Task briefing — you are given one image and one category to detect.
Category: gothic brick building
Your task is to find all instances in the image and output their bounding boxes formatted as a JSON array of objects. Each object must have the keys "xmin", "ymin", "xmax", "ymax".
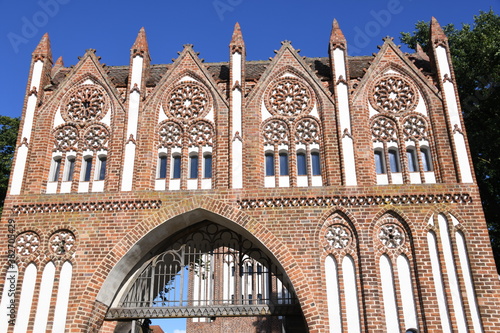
[{"xmin": 1, "ymin": 18, "xmax": 500, "ymax": 332}]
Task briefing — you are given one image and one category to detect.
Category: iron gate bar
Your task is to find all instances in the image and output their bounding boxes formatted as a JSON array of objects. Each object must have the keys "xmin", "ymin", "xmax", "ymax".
[{"xmin": 106, "ymin": 303, "xmax": 302, "ymax": 319}]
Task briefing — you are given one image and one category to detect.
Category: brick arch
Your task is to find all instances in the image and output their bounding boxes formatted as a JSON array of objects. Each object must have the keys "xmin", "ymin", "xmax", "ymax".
[{"xmin": 81, "ymin": 196, "xmax": 316, "ymax": 332}]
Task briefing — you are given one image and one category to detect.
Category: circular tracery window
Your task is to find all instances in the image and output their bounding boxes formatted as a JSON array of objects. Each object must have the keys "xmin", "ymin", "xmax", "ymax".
[
  {"xmin": 265, "ymin": 77, "xmax": 313, "ymax": 117},
  {"xmin": 370, "ymin": 74, "xmax": 418, "ymax": 114},
  {"xmin": 378, "ymin": 223, "xmax": 405, "ymax": 249},
  {"xmin": 64, "ymin": 85, "xmax": 109, "ymax": 124},
  {"xmin": 165, "ymin": 81, "xmax": 211, "ymax": 120}
]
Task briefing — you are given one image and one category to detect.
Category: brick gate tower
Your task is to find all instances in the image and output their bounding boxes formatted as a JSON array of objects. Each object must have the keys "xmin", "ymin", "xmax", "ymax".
[{"xmin": 1, "ymin": 19, "xmax": 500, "ymax": 333}]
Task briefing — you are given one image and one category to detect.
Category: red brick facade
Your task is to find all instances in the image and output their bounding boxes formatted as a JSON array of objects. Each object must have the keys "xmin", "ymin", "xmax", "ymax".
[{"xmin": 1, "ymin": 19, "xmax": 499, "ymax": 333}]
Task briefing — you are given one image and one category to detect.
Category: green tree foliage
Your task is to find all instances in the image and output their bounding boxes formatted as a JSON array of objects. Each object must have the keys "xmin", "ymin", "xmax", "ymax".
[
  {"xmin": 401, "ymin": 10, "xmax": 500, "ymax": 269},
  {"xmin": 0, "ymin": 116, "xmax": 19, "ymax": 214}
]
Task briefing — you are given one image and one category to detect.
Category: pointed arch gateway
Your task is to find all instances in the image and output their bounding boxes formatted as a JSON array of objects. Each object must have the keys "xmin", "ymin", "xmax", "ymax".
[{"xmin": 96, "ymin": 198, "xmax": 309, "ymax": 331}]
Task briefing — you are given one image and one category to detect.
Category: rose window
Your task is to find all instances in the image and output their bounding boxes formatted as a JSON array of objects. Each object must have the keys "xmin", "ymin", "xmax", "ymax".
[
  {"xmin": 371, "ymin": 116, "xmax": 398, "ymax": 142},
  {"xmin": 325, "ymin": 225, "xmax": 351, "ymax": 249},
  {"xmin": 15, "ymin": 231, "xmax": 40, "ymax": 256},
  {"xmin": 263, "ymin": 119, "xmax": 289, "ymax": 144},
  {"xmin": 403, "ymin": 115, "xmax": 428, "ymax": 140},
  {"xmin": 54, "ymin": 125, "xmax": 79, "ymax": 151},
  {"xmin": 159, "ymin": 121, "xmax": 183, "ymax": 148},
  {"xmin": 370, "ymin": 75, "xmax": 418, "ymax": 113},
  {"xmin": 266, "ymin": 78, "xmax": 313, "ymax": 116},
  {"xmin": 166, "ymin": 82, "xmax": 210, "ymax": 120},
  {"xmin": 295, "ymin": 118, "xmax": 320, "ymax": 144},
  {"xmin": 378, "ymin": 224, "xmax": 405, "ymax": 249},
  {"xmin": 83, "ymin": 124, "xmax": 109, "ymax": 151},
  {"xmin": 188, "ymin": 121, "xmax": 214, "ymax": 146},
  {"xmin": 65, "ymin": 85, "xmax": 108, "ymax": 123},
  {"xmin": 49, "ymin": 230, "xmax": 76, "ymax": 255}
]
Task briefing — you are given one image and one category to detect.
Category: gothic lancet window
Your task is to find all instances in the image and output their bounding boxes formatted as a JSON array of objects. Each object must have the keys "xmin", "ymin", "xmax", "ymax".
[
  {"xmin": 262, "ymin": 76, "xmax": 323, "ymax": 187},
  {"xmin": 370, "ymin": 73, "xmax": 436, "ymax": 185},
  {"xmin": 156, "ymin": 80, "xmax": 215, "ymax": 191},
  {"xmin": 48, "ymin": 82, "xmax": 111, "ymax": 194}
]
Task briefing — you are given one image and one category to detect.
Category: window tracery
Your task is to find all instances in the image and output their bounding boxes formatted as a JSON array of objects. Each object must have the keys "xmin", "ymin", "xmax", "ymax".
[
  {"xmin": 165, "ymin": 81, "xmax": 211, "ymax": 120},
  {"xmin": 15, "ymin": 231, "xmax": 40, "ymax": 256},
  {"xmin": 370, "ymin": 73, "xmax": 436, "ymax": 185},
  {"xmin": 48, "ymin": 83, "xmax": 111, "ymax": 194},
  {"xmin": 262, "ymin": 76, "xmax": 322, "ymax": 188}
]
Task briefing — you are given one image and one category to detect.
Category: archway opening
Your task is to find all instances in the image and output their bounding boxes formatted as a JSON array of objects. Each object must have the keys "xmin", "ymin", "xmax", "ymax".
[{"xmin": 106, "ymin": 221, "xmax": 308, "ymax": 332}]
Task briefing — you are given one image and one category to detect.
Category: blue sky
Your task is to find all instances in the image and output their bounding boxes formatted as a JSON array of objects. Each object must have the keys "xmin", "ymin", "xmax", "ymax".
[{"xmin": 0, "ymin": 0, "xmax": 498, "ymax": 331}]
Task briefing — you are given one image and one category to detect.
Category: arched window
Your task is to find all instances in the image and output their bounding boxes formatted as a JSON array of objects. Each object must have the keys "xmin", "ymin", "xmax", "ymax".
[
  {"xmin": 158, "ymin": 154, "xmax": 168, "ymax": 179},
  {"xmin": 420, "ymin": 147, "xmax": 432, "ymax": 171},
  {"xmin": 406, "ymin": 148, "xmax": 418, "ymax": 172},
  {"xmin": 311, "ymin": 151, "xmax": 321, "ymax": 176},
  {"xmin": 374, "ymin": 149, "xmax": 385, "ymax": 174},
  {"xmin": 203, "ymin": 153, "xmax": 212, "ymax": 178},
  {"xmin": 189, "ymin": 154, "xmax": 199, "ymax": 179},
  {"xmin": 388, "ymin": 149, "xmax": 400, "ymax": 173},
  {"xmin": 172, "ymin": 154, "xmax": 181, "ymax": 179},
  {"xmin": 97, "ymin": 155, "xmax": 107, "ymax": 181},
  {"xmin": 279, "ymin": 152, "xmax": 289, "ymax": 176},
  {"xmin": 82, "ymin": 156, "xmax": 93, "ymax": 182},
  {"xmin": 51, "ymin": 156, "xmax": 62, "ymax": 182},
  {"xmin": 297, "ymin": 151, "xmax": 307, "ymax": 176},
  {"xmin": 265, "ymin": 152, "xmax": 275, "ymax": 176},
  {"xmin": 64, "ymin": 156, "xmax": 76, "ymax": 181}
]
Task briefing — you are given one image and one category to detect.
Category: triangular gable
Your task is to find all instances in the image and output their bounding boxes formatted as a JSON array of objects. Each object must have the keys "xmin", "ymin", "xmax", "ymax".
[
  {"xmin": 351, "ymin": 38, "xmax": 439, "ymax": 103},
  {"xmin": 39, "ymin": 49, "xmax": 126, "ymax": 117},
  {"xmin": 246, "ymin": 41, "xmax": 335, "ymax": 108},
  {"xmin": 144, "ymin": 44, "xmax": 228, "ymax": 110}
]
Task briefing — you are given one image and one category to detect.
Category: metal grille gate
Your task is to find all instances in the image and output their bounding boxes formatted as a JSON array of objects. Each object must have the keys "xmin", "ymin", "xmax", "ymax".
[{"xmin": 106, "ymin": 222, "xmax": 300, "ymax": 319}]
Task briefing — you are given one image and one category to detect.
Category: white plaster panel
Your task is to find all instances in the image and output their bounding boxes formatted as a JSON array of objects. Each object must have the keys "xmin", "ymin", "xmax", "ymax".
[
  {"xmin": 14, "ymin": 264, "xmax": 37, "ymax": 333},
  {"xmin": 131, "ymin": 56, "xmax": 144, "ymax": 88},
  {"xmin": 424, "ymin": 172, "xmax": 436, "ymax": 184},
  {"xmin": 30, "ymin": 60, "xmax": 43, "ymax": 90},
  {"xmin": 343, "ymin": 255, "xmax": 361, "ymax": 333},
  {"xmin": 325, "ymin": 256, "xmax": 341, "ymax": 332},
  {"xmin": 206, "ymin": 108, "xmax": 215, "ymax": 122},
  {"xmin": 282, "ymin": 72, "xmax": 297, "ymax": 78},
  {"xmin": 101, "ymin": 108, "xmax": 111, "ymax": 126},
  {"xmin": 232, "ymin": 53, "xmax": 241, "ymax": 85},
  {"xmin": 456, "ymin": 231, "xmax": 484, "ymax": 333},
  {"xmin": 261, "ymin": 100, "xmax": 272, "ymax": 121},
  {"xmin": 377, "ymin": 174, "xmax": 389, "ymax": 185},
  {"xmin": 78, "ymin": 182, "xmax": 89, "ymax": 193},
  {"xmin": 21, "ymin": 95, "xmax": 37, "ymax": 141},
  {"xmin": 0, "ymin": 264, "xmax": 18, "ymax": 333},
  {"xmin": 333, "ymin": 49, "xmax": 346, "ymax": 79},
  {"xmin": 453, "ymin": 132, "xmax": 473, "ymax": 183},
  {"xmin": 342, "ymin": 137, "xmax": 357, "ymax": 186},
  {"xmin": 297, "ymin": 175, "xmax": 308, "ymax": 187},
  {"xmin": 33, "ymin": 262, "xmax": 56, "ymax": 333},
  {"xmin": 158, "ymin": 105, "xmax": 167, "ymax": 123},
  {"xmin": 438, "ymin": 214, "xmax": 467, "ymax": 333},
  {"xmin": 310, "ymin": 104, "xmax": 320, "ymax": 118},
  {"xmin": 121, "ymin": 142, "xmax": 136, "ymax": 191},
  {"xmin": 337, "ymin": 84, "xmax": 351, "ymax": 129},
  {"xmin": 169, "ymin": 179, "xmax": 180, "ymax": 191},
  {"xmin": 311, "ymin": 175, "xmax": 322, "ymax": 186},
  {"xmin": 414, "ymin": 91, "xmax": 428, "ymax": 116},
  {"xmin": 180, "ymin": 76, "xmax": 196, "ymax": 82},
  {"xmin": 264, "ymin": 177, "xmax": 275, "ymax": 188},
  {"xmin": 392, "ymin": 173, "xmax": 403, "ymax": 184},
  {"xmin": 279, "ymin": 176, "xmax": 289, "ymax": 187},
  {"xmin": 379, "ymin": 255, "xmax": 399, "ymax": 333},
  {"xmin": 369, "ymin": 103, "xmax": 378, "ymax": 118},
  {"xmin": 409, "ymin": 172, "xmax": 421, "ymax": 184},
  {"xmin": 436, "ymin": 46, "xmax": 451, "ymax": 79},
  {"xmin": 127, "ymin": 91, "xmax": 141, "ymax": 136},
  {"xmin": 155, "ymin": 179, "xmax": 166, "ymax": 191},
  {"xmin": 92, "ymin": 180, "xmax": 104, "ymax": 192},
  {"xmin": 384, "ymin": 69, "xmax": 399, "ymax": 75},
  {"xmin": 187, "ymin": 179, "xmax": 197, "ymax": 190},
  {"xmin": 83, "ymin": 79, "xmax": 94, "ymax": 85},
  {"xmin": 10, "ymin": 145, "xmax": 28, "ymax": 195},
  {"xmin": 427, "ymin": 230, "xmax": 452, "ymax": 332},
  {"xmin": 53, "ymin": 107, "xmax": 64, "ymax": 128},
  {"xmin": 201, "ymin": 178, "xmax": 211, "ymax": 189},
  {"xmin": 46, "ymin": 182, "xmax": 58, "ymax": 194},
  {"xmin": 232, "ymin": 140, "xmax": 243, "ymax": 189},
  {"xmin": 397, "ymin": 255, "xmax": 418, "ymax": 331},
  {"xmin": 51, "ymin": 261, "xmax": 73, "ymax": 333},
  {"xmin": 443, "ymin": 81, "xmax": 461, "ymax": 127},
  {"xmin": 232, "ymin": 90, "xmax": 242, "ymax": 134},
  {"xmin": 60, "ymin": 181, "xmax": 72, "ymax": 193}
]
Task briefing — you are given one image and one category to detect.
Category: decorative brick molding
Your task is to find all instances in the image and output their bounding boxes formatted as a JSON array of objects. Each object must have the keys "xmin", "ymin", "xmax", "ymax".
[
  {"xmin": 238, "ymin": 192, "xmax": 472, "ymax": 209},
  {"xmin": 11, "ymin": 199, "xmax": 162, "ymax": 214}
]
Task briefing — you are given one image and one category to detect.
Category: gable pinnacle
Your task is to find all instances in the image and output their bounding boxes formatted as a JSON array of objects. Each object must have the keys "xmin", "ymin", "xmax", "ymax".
[
  {"xmin": 330, "ymin": 19, "xmax": 346, "ymax": 50},
  {"xmin": 32, "ymin": 32, "xmax": 53, "ymax": 62},
  {"xmin": 430, "ymin": 17, "xmax": 448, "ymax": 46},
  {"xmin": 131, "ymin": 27, "xmax": 150, "ymax": 57},
  {"xmin": 230, "ymin": 22, "xmax": 245, "ymax": 53}
]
